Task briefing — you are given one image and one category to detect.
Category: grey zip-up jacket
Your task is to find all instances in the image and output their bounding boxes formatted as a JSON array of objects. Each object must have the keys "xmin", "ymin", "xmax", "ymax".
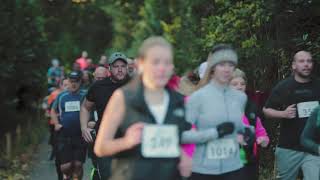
[{"xmin": 182, "ymin": 81, "xmax": 247, "ymax": 175}]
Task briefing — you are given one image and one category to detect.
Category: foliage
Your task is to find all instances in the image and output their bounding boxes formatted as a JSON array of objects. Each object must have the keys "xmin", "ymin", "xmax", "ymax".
[{"xmin": 2, "ymin": 1, "xmax": 320, "ymax": 179}]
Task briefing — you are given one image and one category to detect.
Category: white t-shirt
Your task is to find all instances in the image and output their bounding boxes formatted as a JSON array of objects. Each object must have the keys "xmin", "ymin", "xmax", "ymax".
[{"xmin": 147, "ymin": 91, "xmax": 169, "ymax": 124}]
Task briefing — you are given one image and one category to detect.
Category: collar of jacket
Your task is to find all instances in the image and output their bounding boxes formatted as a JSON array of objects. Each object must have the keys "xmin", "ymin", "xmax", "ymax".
[{"xmin": 127, "ymin": 75, "xmax": 183, "ymax": 124}]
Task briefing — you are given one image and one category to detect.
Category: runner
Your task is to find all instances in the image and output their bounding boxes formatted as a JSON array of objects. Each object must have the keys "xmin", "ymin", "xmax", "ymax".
[
  {"xmin": 263, "ymin": 50, "xmax": 320, "ymax": 180},
  {"xmin": 47, "ymin": 58, "xmax": 63, "ymax": 90},
  {"xmin": 48, "ymin": 78, "xmax": 70, "ymax": 156},
  {"xmin": 51, "ymin": 71, "xmax": 87, "ymax": 180},
  {"xmin": 80, "ymin": 52, "xmax": 130, "ymax": 180},
  {"xmin": 81, "ymin": 70, "xmax": 93, "ymax": 91},
  {"xmin": 127, "ymin": 58, "xmax": 137, "ymax": 77},
  {"xmin": 93, "ymin": 66, "xmax": 108, "ymax": 81},
  {"xmin": 300, "ymin": 106, "xmax": 320, "ymax": 155},
  {"xmin": 97, "ymin": 55, "xmax": 108, "ymax": 68},
  {"xmin": 230, "ymin": 68, "xmax": 269, "ymax": 180},
  {"xmin": 75, "ymin": 51, "xmax": 89, "ymax": 70},
  {"xmin": 94, "ymin": 36, "xmax": 191, "ymax": 180},
  {"xmin": 48, "ymin": 78, "xmax": 70, "ymax": 180},
  {"xmin": 182, "ymin": 44, "xmax": 249, "ymax": 179}
]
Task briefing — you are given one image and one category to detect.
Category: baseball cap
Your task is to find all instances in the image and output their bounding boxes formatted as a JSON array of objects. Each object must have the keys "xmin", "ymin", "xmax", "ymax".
[
  {"xmin": 68, "ymin": 71, "xmax": 82, "ymax": 81},
  {"xmin": 108, "ymin": 52, "xmax": 128, "ymax": 65}
]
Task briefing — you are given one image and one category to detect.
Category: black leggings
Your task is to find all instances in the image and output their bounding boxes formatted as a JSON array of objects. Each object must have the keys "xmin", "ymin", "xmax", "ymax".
[{"xmin": 189, "ymin": 168, "xmax": 247, "ymax": 180}]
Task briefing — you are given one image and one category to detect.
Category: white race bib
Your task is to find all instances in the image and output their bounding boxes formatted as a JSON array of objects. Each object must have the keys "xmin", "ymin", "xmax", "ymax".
[
  {"xmin": 141, "ymin": 125, "xmax": 180, "ymax": 158},
  {"xmin": 65, "ymin": 101, "xmax": 80, "ymax": 112},
  {"xmin": 297, "ymin": 101, "xmax": 319, "ymax": 118},
  {"xmin": 94, "ymin": 111, "xmax": 98, "ymax": 121},
  {"xmin": 206, "ymin": 139, "xmax": 237, "ymax": 159}
]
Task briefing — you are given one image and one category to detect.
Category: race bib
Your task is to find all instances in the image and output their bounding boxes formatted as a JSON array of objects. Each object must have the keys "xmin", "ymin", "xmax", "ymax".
[
  {"xmin": 206, "ymin": 139, "xmax": 237, "ymax": 159},
  {"xmin": 94, "ymin": 111, "xmax": 98, "ymax": 121},
  {"xmin": 65, "ymin": 101, "xmax": 80, "ymax": 112},
  {"xmin": 141, "ymin": 125, "xmax": 180, "ymax": 158},
  {"xmin": 297, "ymin": 101, "xmax": 319, "ymax": 118}
]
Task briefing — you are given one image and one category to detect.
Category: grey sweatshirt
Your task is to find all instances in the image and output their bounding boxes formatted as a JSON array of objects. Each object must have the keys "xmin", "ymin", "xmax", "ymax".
[{"xmin": 182, "ymin": 81, "xmax": 247, "ymax": 175}]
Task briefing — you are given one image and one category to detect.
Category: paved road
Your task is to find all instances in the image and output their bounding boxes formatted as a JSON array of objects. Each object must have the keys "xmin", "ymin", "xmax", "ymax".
[{"xmin": 29, "ymin": 137, "xmax": 92, "ymax": 180}]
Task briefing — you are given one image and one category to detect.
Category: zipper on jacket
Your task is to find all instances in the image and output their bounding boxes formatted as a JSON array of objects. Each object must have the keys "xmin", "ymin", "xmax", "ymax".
[{"xmin": 221, "ymin": 88, "xmax": 230, "ymax": 173}]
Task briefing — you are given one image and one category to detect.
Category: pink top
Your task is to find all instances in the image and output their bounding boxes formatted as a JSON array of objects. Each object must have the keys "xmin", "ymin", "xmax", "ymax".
[
  {"xmin": 76, "ymin": 57, "xmax": 88, "ymax": 70},
  {"xmin": 182, "ymin": 125, "xmax": 196, "ymax": 157},
  {"xmin": 166, "ymin": 78, "xmax": 195, "ymax": 158},
  {"xmin": 181, "ymin": 96, "xmax": 195, "ymax": 157},
  {"xmin": 242, "ymin": 115, "xmax": 269, "ymax": 155}
]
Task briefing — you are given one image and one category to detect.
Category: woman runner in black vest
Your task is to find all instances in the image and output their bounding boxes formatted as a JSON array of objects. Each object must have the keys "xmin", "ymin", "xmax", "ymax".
[{"xmin": 94, "ymin": 36, "xmax": 191, "ymax": 180}]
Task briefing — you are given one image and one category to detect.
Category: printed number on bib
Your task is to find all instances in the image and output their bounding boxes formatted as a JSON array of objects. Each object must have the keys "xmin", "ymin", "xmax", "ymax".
[
  {"xmin": 207, "ymin": 139, "xmax": 237, "ymax": 159},
  {"xmin": 297, "ymin": 101, "xmax": 319, "ymax": 118},
  {"xmin": 65, "ymin": 101, "xmax": 80, "ymax": 112},
  {"xmin": 142, "ymin": 125, "xmax": 180, "ymax": 158}
]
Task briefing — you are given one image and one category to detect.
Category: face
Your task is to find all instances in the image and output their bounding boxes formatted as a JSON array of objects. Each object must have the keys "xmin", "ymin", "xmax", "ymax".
[
  {"xmin": 292, "ymin": 52, "xmax": 313, "ymax": 79},
  {"xmin": 99, "ymin": 55, "xmax": 107, "ymax": 64},
  {"xmin": 229, "ymin": 77, "xmax": 246, "ymax": 92},
  {"xmin": 87, "ymin": 58, "xmax": 92, "ymax": 65},
  {"xmin": 68, "ymin": 79, "xmax": 81, "ymax": 92},
  {"xmin": 73, "ymin": 63, "xmax": 81, "ymax": 71},
  {"xmin": 94, "ymin": 67, "xmax": 107, "ymax": 81},
  {"xmin": 82, "ymin": 51, "xmax": 88, "ymax": 58},
  {"xmin": 110, "ymin": 60, "xmax": 128, "ymax": 81},
  {"xmin": 82, "ymin": 72, "xmax": 90, "ymax": 82},
  {"xmin": 128, "ymin": 63, "xmax": 136, "ymax": 76},
  {"xmin": 212, "ymin": 61, "xmax": 235, "ymax": 85},
  {"xmin": 61, "ymin": 79, "xmax": 70, "ymax": 91},
  {"xmin": 140, "ymin": 46, "xmax": 173, "ymax": 89}
]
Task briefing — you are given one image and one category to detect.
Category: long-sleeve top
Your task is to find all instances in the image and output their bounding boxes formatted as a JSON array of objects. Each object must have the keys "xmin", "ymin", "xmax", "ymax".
[
  {"xmin": 242, "ymin": 115, "xmax": 269, "ymax": 156},
  {"xmin": 182, "ymin": 81, "xmax": 247, "ymax": 175}
]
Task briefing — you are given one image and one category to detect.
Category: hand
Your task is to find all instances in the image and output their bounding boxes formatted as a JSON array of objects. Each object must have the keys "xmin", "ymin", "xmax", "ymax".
[
  {"xmin": 87, "ymin": 121, "xmax": 96, "ymax": 129},
  {"xmin": 257, "ymin": 137, "xmax": 268, "ymax": 147},
  {"xmin": 81, "ymin": 127, "xmax": 93, "ymax": 143},
  {"xmin": 217, "ymin": 122, "xmax": 235, "ymax": 138},
  {"xmin": 179, "ymin": 151, "xmax": 192, "ymax": 177},
  {"xmin": 237, "ymin": 134, "xmax": 247, "ymax": 146},
  {"xmin": 54, "ymin": 124, "xmax": 63, "ymax": 131},
  {"xmin": 283, "ymin": 104, "xmax": 296, "ymax": 119},
  {"xmin": 123, "ymin": 122, "xmax": 144, "ymax": 149},
  {"xmin": 243, "ymin": 127, "xmax": 255, "ymax": 146}
]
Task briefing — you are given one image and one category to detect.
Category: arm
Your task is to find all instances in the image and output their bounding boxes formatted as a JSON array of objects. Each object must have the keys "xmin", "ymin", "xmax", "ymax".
[
  {"xmin": 51, "ymin": 108, "xmax": 62, "ymax": 131},
  {"xmin": 263, "ymin": 105, "xmax": 296, "ymax": 120},
  {"xmin": 94, "ymin": 89, "xmax": 143, "ymax": 157},
  {"xmin": 263, "ymin": 86, "xmax": 296, "ymax": 120},
  {"xmin": 50, "ymin": 97, "xmax": 62, "ymax": 131},
  {"xmin": 182, "ymin": 128, "xmax": 218, "ymax": 144},
  {"xmin": 263, "ymin": 107, "xmax": 286, "ymax": 119},
  {"xmin": 80, "ymin": 98, "xmax": 95, "ymax": 143},
  {"xmin": 181, "ymin": 93, "xmax": 219, "ymax": 144},
  {"xmin": 255, "ymin": 117, "xmax": 270, "ymax": 147},
  {"xmin": 300, "ymin": 108, "xmax": 320, "ymax": 155}
]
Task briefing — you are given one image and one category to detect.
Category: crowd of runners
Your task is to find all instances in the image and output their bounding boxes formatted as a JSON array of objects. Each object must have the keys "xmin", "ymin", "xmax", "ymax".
[{"xmin": 43, "ymin": 36, "xmax": 320, "ymax": 180}]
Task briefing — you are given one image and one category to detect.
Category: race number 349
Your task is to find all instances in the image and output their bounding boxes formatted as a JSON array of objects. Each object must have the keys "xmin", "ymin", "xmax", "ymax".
[{"xmin": 141, "ymin": 125, "xmax": 180, "ymax": 158}]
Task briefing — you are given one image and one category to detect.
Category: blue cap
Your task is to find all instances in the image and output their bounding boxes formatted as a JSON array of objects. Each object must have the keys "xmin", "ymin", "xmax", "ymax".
[{"xmin": 68, "ymin": 71, "xmax": 82, "ymax": 81}]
